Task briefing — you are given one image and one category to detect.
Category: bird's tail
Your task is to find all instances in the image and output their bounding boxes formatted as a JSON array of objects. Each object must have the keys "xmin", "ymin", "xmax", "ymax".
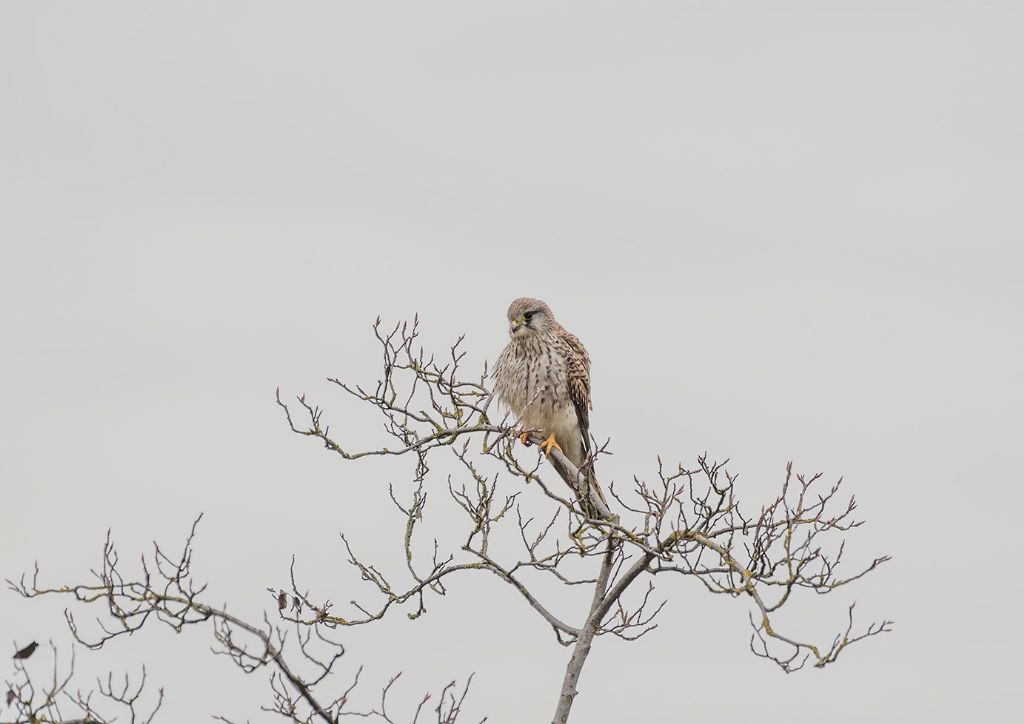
[
  {"xmin": 581, "ymin": 458, "xmax": 609, "ymax": 511},
  {"xmin": 554, "ymin": 449, "xmax": 609, "ymax": 518}
]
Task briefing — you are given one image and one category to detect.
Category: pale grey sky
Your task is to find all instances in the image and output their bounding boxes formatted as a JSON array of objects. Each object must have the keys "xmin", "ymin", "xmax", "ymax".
[{"xmin": 2, "ymin": 2, "xmax": 1022, "ymax": 722}]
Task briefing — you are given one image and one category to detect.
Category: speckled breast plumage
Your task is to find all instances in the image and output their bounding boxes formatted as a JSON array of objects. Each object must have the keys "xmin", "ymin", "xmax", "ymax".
[
  {"xmin": 494, "ymin": 333, "xmax": 571, "ymax": 428},
  {"xmin": 493, "ymin": 331, "xmax": 588, "ymax": 471}
]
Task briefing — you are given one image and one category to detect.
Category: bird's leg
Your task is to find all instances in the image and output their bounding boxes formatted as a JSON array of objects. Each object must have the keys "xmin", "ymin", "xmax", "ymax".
[
  {"xmin": 539, "ymin": 433, "xmax": 562, "ymax": 456},
  {"xmin": 512, "ymin": 428, "xmax": 536, "ymax": 444}
]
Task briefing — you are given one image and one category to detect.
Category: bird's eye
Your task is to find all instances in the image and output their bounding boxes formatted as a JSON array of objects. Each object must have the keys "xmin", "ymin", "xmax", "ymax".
[{"xmin": 523, "ymin": 311, "xmax": 535, "ymax": 322}]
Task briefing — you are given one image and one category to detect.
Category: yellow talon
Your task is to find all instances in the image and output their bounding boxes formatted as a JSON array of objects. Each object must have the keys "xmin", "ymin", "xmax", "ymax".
[
  {"xmin": 540, "ymin": 433, "xmax": 562, "ymax": 456},
  {"xmin": 519, "ymin": 431, "xmax": 530, "ymax": 445}
]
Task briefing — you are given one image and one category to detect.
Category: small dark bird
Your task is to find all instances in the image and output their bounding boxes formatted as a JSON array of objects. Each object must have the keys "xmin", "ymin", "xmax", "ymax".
[
  {"xmin": 6, "ymin": 688, "xmax": 16, "ymax": 705},
  {"xmin": 12, "ymin": 642, "xmax": 38, "ymax": 660},
  {"xmin": 291, "ymin": 596, "xmax": 301, "ymax": 613},
  {"xmin": 277, "ymin": 591, "xmax": 287, "ymax": 611}
]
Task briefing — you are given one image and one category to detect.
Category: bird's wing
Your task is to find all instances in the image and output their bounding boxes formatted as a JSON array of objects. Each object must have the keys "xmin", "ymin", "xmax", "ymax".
[{"xmin": 559, "ymin": 328, "xmax": 592, "ymax": 454}]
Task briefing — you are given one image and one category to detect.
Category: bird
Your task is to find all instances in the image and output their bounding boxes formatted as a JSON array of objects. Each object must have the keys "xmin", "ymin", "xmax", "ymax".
[
  {"xmin": 492, "ymin": 298, "xmax": 604, "ymax": 508},
  {"xmin": 12, "ymin": 641, "xmax": 37, "ymax": 660}
]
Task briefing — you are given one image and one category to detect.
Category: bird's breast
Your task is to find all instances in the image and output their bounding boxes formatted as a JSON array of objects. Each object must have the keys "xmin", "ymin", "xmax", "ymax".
[{"xmin": 494, "ymin": 337, "xmax": 569, "ymax": 428}]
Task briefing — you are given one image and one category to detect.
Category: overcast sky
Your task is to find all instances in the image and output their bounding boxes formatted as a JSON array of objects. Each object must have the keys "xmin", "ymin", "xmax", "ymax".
[{"xmin": 2, "ymin": 2, "xmax": 1022, "ymax": 722}]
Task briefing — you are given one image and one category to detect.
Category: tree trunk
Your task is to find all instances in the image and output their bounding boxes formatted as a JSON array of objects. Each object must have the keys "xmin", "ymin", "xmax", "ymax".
[{"xmin": 551, "ymin": 541, "xmax": 614, "ymax": 723}]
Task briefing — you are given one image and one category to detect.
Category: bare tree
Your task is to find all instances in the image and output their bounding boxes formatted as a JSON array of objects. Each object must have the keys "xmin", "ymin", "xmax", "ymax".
[
  {"xmin": 2, "ymin": 639, "xmax": 161, "ymax": 724},
  {"xmin": 7, "ymin": 316, "xmax": 891, "ymax": 723},
  {"xmin": 6, "ymin": 519, "xmax": 479, "ymax": 724}
]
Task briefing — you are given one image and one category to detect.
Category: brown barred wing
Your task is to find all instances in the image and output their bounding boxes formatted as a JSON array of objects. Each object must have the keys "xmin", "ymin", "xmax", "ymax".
[{"xmin": 558, "ymin": 328, "xmax": 592, "ymax": 456}]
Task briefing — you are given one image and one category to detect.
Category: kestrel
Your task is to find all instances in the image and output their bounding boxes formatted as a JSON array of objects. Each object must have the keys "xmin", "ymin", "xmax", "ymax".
[{"xmin": 493, "ymin": 298, "xmax": 597, "ymax": 494}]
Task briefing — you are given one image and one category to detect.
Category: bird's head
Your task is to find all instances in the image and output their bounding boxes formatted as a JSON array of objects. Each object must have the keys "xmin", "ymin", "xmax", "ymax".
[{"xmin": 507, "ymin": 297, "xmax": 555, "ymax": 338}]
